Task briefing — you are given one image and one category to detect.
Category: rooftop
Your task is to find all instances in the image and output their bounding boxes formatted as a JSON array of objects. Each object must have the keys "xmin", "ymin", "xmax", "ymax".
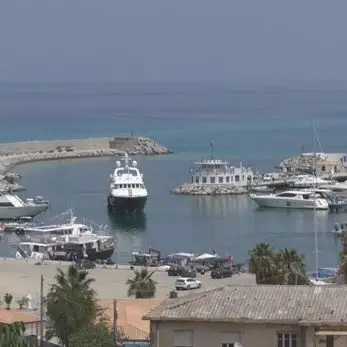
[
  {"xmin": 144, "ymin": 285, "xmax": 347, "ymax": 325},
  {"xmin": 0, "ymin": 309, "xmax": 40, "ymax": 325}
]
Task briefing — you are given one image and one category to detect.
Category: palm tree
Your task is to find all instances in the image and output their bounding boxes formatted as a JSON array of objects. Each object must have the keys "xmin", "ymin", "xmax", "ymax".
[
  {"xmin": 249, "ymin": 244, "xmax": 309, "ymax": 285},
  {"xmin": 249, "ymin": 243, "xmax": 276, "ymax": 284},
  {"xmin": 277, "ymin": 248, "xmax": 309, "ymax": 285},
  {"xmin": 127, "ymin": 267, "xmax": 157, "ymax": 298},
  {"xmin": 45, "ymin": 265, "xmax": 98, "ymax": 346}
]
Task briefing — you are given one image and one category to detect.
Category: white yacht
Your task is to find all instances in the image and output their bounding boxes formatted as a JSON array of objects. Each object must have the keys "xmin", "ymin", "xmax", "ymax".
[
  {"xmin": 20, "ymin": 209, "xmax": 93, "ymax": 236},
  {"xmin": 0, "ymin": 192, "xmax": 48, "ymax": 219},
  {"xmin": 318, "ymin": 182, "xmax": 347, "ymax": 197},
  {"xmin": 291, "ymin": 175, "xmax": 332, "ymax": 189},
  {"xmin": 107, "ymin": 153, "xmax": 148, "ymax": 214},
  {"xmin": 249, "ymin": 190, "xmax": 329, "ymax": 210}
]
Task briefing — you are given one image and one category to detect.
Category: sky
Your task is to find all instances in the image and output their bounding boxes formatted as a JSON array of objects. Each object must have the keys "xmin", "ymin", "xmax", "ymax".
[{"xmin": 0, "ymin": 1, "xmax": 347, "ymax": 82}]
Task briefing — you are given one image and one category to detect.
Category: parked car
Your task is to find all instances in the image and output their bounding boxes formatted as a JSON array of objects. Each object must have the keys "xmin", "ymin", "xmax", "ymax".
[
  {"xmin": 168, "ymin": 265, "xmax": 197, "ymax": 278},
  {"xmin": 175, "ymin": 277, "xmax": 202, "ymax": 290},
  {"xmin": 211, "ymin": 266, "xmax": 233, "ymax": 279},
  {"xmin": 75, "ymin": 259, "xmax": 96, "ymax": 270}
]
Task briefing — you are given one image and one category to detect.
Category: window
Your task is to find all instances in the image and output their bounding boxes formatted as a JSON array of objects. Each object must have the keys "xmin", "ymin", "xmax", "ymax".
[
  {"xmin": 220, "ymin": 332, "xmax": 239, "ymax": 347},
  {"xmin": 202, "ymin": 176, "xmax": 207, "ymax": 183},
  {"xmin": 219, "ymin": 177, "xmax": 224, "ymax": 183},
  {"xmin": 277, "ymin": 333, "xmax": 297, "ymax": 347},
  {"xmin": 195, "ymin": 176, "xmax": 199, "ymax": 183},
  {"xmin": 242, "ymin": 175, "xmax": 244, "ymax": 181},
  {"xmin": 210, "ymin": 176, "xmax": 216, "ymax": 183},
  {"xmin": 235, "ymin": 175, "xmax": 240, "ymax": 182},
  {"xmin": 226, "ymin": 176, "xmax": 230, "ymax": 183},
  {"xmin": 277, "ymin": 192, "xmax": 296, "ymax": 198},
  {"xmin": 173, "ymin": 330, "xmax": 192, "ymax": 347}
]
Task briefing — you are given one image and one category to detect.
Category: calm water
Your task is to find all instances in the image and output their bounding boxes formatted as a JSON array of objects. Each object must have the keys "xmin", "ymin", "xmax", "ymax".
[{"xmin": 0, "ymin": 82, "xmax": 347, "ymax": 268}]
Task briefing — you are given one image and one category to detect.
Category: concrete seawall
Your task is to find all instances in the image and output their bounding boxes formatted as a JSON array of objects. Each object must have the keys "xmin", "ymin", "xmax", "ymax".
[
  {"xmin": 0, "ymin": 136, "xmax": 171, "ymax": 191},
  {"xmin": 170, "ymin": 183, "xmax": 249, "ymax": 195}
]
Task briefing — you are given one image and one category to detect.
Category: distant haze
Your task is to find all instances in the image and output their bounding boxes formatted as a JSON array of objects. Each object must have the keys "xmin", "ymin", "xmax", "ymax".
[{"xmin": 0, "ymin": 1, "xmax": 347, "ymax": 82}]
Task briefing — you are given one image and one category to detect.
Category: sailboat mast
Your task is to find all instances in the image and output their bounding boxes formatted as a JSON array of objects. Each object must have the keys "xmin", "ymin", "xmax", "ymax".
[{"xmin": 312, "ymin": 122, "xmax": 319, "ymax": 280}]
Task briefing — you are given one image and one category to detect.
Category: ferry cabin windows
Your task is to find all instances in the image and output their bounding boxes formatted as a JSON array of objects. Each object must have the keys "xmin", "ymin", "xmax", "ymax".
[{"xmin": 115, "ymin": 184, "xmax": 144, "ymax": 189}]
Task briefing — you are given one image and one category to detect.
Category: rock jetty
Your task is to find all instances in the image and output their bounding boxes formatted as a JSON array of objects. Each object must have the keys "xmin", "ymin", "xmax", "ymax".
[
  {"xmin": 170, "ymin": 183, "xmax": 248, "ymax": 196},
  {"xmin": 0, "ymin": 136, "xmax": 170, "ymax": 192}
]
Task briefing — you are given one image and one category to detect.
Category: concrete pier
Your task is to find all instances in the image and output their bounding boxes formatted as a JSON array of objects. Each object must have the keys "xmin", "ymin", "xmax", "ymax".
[
  {"xmin": 0, "ymin": 136, "xmax": 171, "ymax": 191},
  {"xmin": 170, "ymin": 183, "xmax": 248, "ymax": 195}
]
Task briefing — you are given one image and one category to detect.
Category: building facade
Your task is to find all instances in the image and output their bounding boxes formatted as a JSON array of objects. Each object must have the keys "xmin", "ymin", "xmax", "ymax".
[{"xmin": 144, "ymin": 285, "xmax": 347, "ymax": 347}]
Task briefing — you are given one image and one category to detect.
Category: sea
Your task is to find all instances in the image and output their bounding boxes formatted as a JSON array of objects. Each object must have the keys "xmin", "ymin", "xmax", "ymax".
[{"xmin": 1, "ymin": 81, "xmax": 347, "ymax": 269}]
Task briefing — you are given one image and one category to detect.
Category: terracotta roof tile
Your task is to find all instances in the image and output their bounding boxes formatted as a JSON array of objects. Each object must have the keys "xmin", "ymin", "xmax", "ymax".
[
  {"xmin": 0, "ymin": 309, "xmax": 40, "ymax": 324},
  {"xmin": 144, "ymin": 285, "xmax": 347, "ymax": 325}
]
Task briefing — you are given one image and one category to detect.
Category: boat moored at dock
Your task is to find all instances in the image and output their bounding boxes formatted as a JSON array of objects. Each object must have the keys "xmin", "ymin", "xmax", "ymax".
[
  {"xmin": 172, "ymin": 142, "xmax": 254, "ymax": 195},
  {"xmin": 250, "ymin": 190, "xmax": 329, "ymax": 210},
  {"xmin": 16, "ymin": 233, "xmax": 115, "ymax": 262},
  {"xmin": 0, "ymin": 192, "xmax": 49, "ymax": 220},
  {"xmin": 107, "ymin": 152, "xmax": 147, "ymax": 214}
]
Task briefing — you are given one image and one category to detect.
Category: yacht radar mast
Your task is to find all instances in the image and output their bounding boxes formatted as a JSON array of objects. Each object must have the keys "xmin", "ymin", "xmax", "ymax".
[{"xmin": 210, "ymin": 140, "xmax": 215, "ymax": 160}]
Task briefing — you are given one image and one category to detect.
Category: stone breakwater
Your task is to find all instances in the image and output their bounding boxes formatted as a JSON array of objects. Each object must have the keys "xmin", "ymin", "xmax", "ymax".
[
  {"xmin": 170, "ymin": 183, "xmax": 248, "ymax": 195},
  {"xmin": 0, "ymin": 136, "xmax": 170, "ymax": 191}
]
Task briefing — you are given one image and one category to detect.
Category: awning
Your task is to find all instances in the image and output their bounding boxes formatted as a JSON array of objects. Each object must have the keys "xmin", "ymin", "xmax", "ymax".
[{"xmin": 315, "ymin": 331, "xmax": 347, "ymax": 336}]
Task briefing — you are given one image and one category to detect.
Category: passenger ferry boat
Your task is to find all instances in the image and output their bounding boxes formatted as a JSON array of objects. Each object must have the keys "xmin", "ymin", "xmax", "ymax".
[
  {"xmin": 190, "ymin": 142, "xmax": 253, "ymax": 187},
  {"xmin": 15, "ymin": 210, "xmax": 115, "ymax": 261},
  {"xmin": 16, "ymin": 233, "xmax": 115, "ymax": 262},
  {"xmin": 107, "ymin": 153, "xmax": 148, "ymax": 214}
]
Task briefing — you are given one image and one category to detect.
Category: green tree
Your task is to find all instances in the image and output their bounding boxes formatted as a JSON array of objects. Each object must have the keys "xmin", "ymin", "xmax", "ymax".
[
  {"xmin": 0, "ymin": 322, "xmax": 34, "ymax": 347},
  {"xmin": 276, "ymin": 248, "xmax": 309, "ymax": 285},
  {"xmin": 45, "ymin": 265, "xmax": 98, "ymax": 346},
  {"xmin": 69, "ymin": 323, "xmax": 118, "ymax": 347},
  {"xmin": 127, "ymin": 267, "xmax": 157, "ymax": 298},
  {"xmin": 249, "ymin": 243, "xmax": 276, "ymax": 284},
  {"xmin": 249, "ymin": 243, "xmax": 308, "ymax": 285}
]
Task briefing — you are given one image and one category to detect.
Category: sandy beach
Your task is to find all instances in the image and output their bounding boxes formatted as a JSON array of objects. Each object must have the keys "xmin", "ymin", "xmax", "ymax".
[{"xmin": 0, "ymin": 258, "xmax": 255, "ymax": 308}]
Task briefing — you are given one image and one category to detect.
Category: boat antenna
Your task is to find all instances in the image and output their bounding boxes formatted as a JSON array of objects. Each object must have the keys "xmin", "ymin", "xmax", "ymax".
[
  {"xmin": 312, "ymin": 120, "xmax": 319, "ymax": 281},
  {"xmin": 210, "ymin": 140, "xmax": 215, "ymax": 160}
]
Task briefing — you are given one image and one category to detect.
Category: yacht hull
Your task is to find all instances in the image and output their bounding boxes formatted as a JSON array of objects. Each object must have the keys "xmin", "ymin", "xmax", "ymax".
[
  {"xmin": 0, "ymin": 204, "xmax": 48, "ymax": 220},
  {"xmin": 250, "ymin": 196, "xmax": 329, "ymax": 210},
  {"xmin": 86, "ymin": 248, "xmax": 114, "ymax": 261},
  {"xmin": 107, "ymin": 195, "xmax": 147, "ymax": 214},
  {"xmin": 16, "ymin": 248, "xmax": 115, "ymax": 262}
]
